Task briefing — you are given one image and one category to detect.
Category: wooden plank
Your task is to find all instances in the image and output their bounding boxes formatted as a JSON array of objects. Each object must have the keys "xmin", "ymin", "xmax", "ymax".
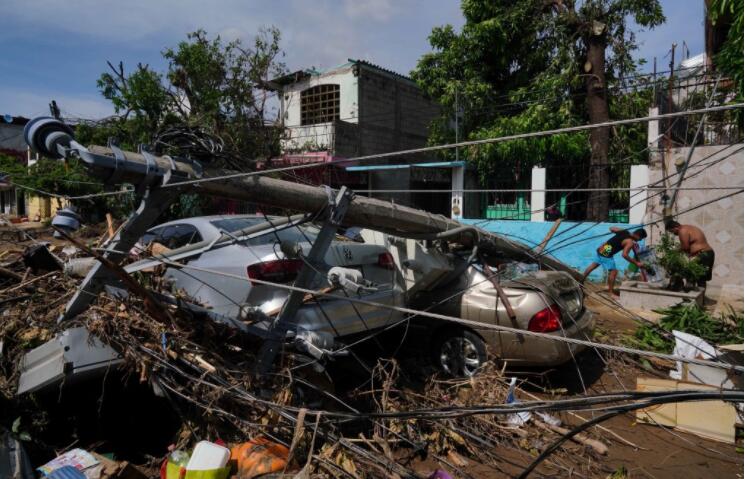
[
  {"xmin": 675, "ymin": 381, "xmax": 738, "ymax": 444},
  {"xmin": 636, "ymin": 377, "xmax": 677, "ymax": 427},
  {"xmin": 636, "ymin": 376, "xmax": 738, "ymax": 443},
  {"xmin": 534, "ymin": 219, "xmax": 562, "ymax": 254},
  {"xmin": 106, "ymin": 213, "xmax": 114, "ymax": 240}
]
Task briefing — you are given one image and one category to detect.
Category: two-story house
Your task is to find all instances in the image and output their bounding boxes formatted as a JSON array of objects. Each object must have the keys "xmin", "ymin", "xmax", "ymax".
[{"xmin": 267, "ymin": 59, "xmax": 457, "ymax": 215}]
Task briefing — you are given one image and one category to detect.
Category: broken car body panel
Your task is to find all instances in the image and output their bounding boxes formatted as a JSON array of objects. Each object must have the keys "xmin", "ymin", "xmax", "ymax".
[{"xmin": 17, "ymin": 327, "xmax": 121, "ymax": 395}]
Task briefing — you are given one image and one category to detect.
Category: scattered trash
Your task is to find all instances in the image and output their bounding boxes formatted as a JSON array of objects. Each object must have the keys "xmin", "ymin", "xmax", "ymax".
[
  {"xmin": 669, "ymin": 330, "xmax": 717, "ymax": 380},
  {"xmin": 0, "ymin": 428, "xmax": 33, "ymax": 479},
  {"xmin": 506, "ymin": 377, "xmax": 532, "ymax": 426},
  {"xmin": 229, "ymin": 437, "xmax": 289, "ymax": 478},
  {"xmin": 162, "ymin": 441, "xmax": 231, "ymax": 479},
  {"xmin": 186, "ymin": 441, "xmax": 230, "ymax": 472},
  {"xmin": 22, "ymin": 244, "xmax": 62, "ymax": 273},
  {"xmin": 47, "ymin": 465, "xmax": 87, "ymax": 479},
  {"xmin": 637, "ymin": 376, "xmax": 740, "ymax": 443},
  {"xmin": 38, "ymin": 448, "xmax": 99, "ymax": 477},
  {"xmin": 61, "ymin": 245, "xmax": 79, "ymax": 257},
  {"xmin": 63, "ymin": 257, "xmax": 96, "ymax": 278}
]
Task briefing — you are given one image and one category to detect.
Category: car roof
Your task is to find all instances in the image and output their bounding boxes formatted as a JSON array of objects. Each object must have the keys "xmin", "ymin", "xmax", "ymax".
[{"xmin": 148, "ymin": 214, "xmax": 266, "ymax": 231}]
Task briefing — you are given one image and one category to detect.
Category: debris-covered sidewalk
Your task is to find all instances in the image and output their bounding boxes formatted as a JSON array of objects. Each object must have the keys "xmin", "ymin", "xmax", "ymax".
[
  {"xmin": 1, "ymin": 227, "xmax": 742, "ymax": 479},
  {"xmin": 0, "ymin": 115, "xmax": 741, "ymax": 479}
]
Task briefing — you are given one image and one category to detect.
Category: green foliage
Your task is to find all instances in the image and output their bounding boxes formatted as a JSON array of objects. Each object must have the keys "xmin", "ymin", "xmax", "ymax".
[
  {"xmin": 0, "ymin": 153, "xmax": 133, "ymax": 220},
  {"xmin": 11, "ymin": 416, "xmax": 31, "ymax": 442},
  {"xmin": 709, "ymin": 0, "xmax": 744, "ymax": 99},
  {"xmin": 0, "ymin": 153, "xmax": 100, "ymax": 200},
  {"xmin": 412, "ymin": 0, "xmax": 664, "ymax": 190},
  {"xmin": 86, "ymin": 28, "xmax": 287, "ymax": 170},
  {"xmin": 162, "ymin": 193, "xmax": 208, "ymax": 223},
  {"xmin": 656, "ymin": 234, "xmax": 707, "ymax": 289},
  {"xmin": 631, "ymin": 303, "xmax": 744, "ymax": 352}
]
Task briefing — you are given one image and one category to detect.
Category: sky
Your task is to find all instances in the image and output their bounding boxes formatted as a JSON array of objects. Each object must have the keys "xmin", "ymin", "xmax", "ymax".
[{"xmin": 0, "ymin": 0, "xmax": 705, "ymax": 120}]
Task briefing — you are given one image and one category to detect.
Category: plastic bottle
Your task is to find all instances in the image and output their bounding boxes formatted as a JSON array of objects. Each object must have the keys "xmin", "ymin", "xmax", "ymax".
[{"xmin": 169, "ymin": 450, "xmax": 190, "ymax": 467}]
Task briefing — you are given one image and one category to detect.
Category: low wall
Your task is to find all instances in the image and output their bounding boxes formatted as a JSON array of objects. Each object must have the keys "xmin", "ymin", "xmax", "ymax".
[{"xmin": 461, "ymin": 219, "xmax": 644, "ymax": 281}]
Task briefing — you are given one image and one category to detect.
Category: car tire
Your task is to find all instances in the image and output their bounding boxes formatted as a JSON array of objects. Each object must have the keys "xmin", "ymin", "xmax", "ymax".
[{"xmin": 432, "ymin": 328, "xmax": 487, "ymax": 377}]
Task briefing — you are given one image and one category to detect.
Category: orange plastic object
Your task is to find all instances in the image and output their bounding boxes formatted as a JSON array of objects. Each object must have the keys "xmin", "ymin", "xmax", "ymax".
[{"xmin": 229, "ymin": 437, "xmax": 289, "ymax": 478}]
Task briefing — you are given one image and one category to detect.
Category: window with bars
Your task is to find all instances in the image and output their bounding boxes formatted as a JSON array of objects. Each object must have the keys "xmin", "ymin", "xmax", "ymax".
[{"xmin": 300, "ymin": 84, "xmax": 340, "ymax": 125}]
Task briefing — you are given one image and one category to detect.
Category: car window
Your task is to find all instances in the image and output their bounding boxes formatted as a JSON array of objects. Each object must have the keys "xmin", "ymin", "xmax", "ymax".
[
  {"xmin": 245, "ymin": 225, "xmax": 317, "ymax": 246},
  {"xmin": 170, "ymin": 224, "xmax": 203, "ymax": 249},
  {"xmin": 210, "ymin": 217, "xmax": 266, "ymax": 233},
  {"xmin": 141, "ymin": 227, "xmax": 164, "ymax": 246},
  {"xmin": 151, "ymin": 224, "xmax": 203, "ymax": 249}
]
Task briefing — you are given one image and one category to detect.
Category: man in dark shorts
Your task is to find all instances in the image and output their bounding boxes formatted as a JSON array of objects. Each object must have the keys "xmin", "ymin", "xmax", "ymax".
[
  {"xmin": 665, "ymin": 220, "xmax": 715, "ymax": 289},
  {"xmin": 582, "ymin": 227, "xmax": 647, "ymax": 295}
]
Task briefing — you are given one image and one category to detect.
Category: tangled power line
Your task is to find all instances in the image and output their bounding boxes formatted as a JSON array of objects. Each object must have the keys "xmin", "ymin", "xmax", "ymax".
[{"xmin": 13, "ymin": 103, "xmax": 745, "ymax": 476}]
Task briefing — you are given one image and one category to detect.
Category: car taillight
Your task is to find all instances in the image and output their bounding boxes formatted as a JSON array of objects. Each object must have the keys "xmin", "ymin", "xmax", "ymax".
[
  {"xmin": 377, "ymin": 252, "xmax": 395, "ymax": 270},
  {"xmin": 528, "ymin": 304, "xmax": 562, "ymax": 332},
  {"xmin": 247, "ymin": 259, "xmax": 304, "ymax": 285}
]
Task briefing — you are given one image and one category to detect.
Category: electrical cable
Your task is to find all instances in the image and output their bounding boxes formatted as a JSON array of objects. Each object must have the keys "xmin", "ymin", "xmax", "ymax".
[
  {"xmin": 12, "ymin": 105, "xmax": 742, "ymax": 202},
  {"xmin": 516, "ymin": 389, "xmax": 743, "ymax": 478},
  {"xmin": 542, "ymin": 187, "xmax": 743, "ymax": 256},
  {"xmin": 154, "ymin": 257, "xmax": 743, "ymax": 372},
  {"xmin": 150, "ymin": 104, "xmax": 745, "ymax": 191}
]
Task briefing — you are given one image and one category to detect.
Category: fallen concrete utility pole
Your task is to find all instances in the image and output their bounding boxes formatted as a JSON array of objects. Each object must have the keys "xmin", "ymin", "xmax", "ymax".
[
  {"xmin": 25, "ymin": 117, "xmax": 579, "ymax": 276},
  {"xmin": 23, "ymin": 116, "xmax": 582, "ymax": 376},
  {"xmin": 81, "ymin": 144, "xmax": 580, "ymax": 276}
]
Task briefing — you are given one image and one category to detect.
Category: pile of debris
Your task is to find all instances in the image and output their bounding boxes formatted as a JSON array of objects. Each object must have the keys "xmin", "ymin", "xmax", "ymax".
[{"xmin": 0, "ymin": 234, "xmax": 628, "ymax": 478}]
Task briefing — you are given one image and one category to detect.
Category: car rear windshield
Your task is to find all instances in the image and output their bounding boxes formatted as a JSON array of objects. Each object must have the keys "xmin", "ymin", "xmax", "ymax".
[{"xmin": 210, "ymin": 218, "xmax": 317, "ymax": 246}]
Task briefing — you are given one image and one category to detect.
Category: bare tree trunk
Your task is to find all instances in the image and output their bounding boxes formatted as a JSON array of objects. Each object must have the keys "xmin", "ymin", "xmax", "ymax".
[{"xmin": 584, "ymin": 32, "xmax": 611, "ymax": 221}]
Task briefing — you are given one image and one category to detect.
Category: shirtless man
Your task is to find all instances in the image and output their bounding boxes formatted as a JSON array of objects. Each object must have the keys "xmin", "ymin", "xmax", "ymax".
[
  {"xmin": 582, "ymin": 227, "xmax": 647, "ymax": 295},
  {"xmin": 664, "ymin": 220, "xmax": 715, "ymax": 288}
]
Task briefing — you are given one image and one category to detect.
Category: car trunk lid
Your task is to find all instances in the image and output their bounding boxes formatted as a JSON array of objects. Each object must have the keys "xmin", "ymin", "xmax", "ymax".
[{"xmin": 503, "ymin": 271, "xmax": 583, "ymax": 320}]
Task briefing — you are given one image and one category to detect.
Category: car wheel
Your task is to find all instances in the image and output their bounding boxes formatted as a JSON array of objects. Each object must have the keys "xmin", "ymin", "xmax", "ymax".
[{"xmin": 432, "ymin": 329, "xmax": 487, "ymax": 377}]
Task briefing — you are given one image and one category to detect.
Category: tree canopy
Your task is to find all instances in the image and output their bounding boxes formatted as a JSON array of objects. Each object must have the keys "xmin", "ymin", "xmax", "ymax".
[
  {"xmin": 709, "ymin": 0, "xmax": 743, "ymax": 99},
  {"xmin": 78, "ymin": 28, "xmax": 287, "ymax": 171},
  {"xmin": 413, "ymin": 0, "xmax": 664, "ymax": 220}
]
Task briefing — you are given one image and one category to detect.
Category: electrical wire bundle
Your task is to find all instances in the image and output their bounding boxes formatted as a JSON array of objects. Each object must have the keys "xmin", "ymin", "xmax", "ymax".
[{"xmin": 154, "ymin": 124, "xmax": 248, "ymax": 170}]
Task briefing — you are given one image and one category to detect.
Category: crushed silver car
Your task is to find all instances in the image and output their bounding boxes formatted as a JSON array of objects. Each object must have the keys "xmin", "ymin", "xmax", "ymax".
[{"xmin": 18, "ymin": 215, "xmax": 594, "ymax": 393}]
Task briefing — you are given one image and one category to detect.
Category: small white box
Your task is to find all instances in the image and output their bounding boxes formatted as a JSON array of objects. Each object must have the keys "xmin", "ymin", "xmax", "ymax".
[{"xmin": 186, "ymin": 441, "xmax": 231, "ymax": 471}]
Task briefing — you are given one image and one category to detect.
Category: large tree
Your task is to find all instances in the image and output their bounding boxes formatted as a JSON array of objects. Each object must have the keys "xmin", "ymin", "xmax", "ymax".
[
  {"xmin": 413, "ymin": 0, "xmax": 664, "ymax": 221},
  {"xmin": 79, "ymin": 28, "xmax": 287, "ymax": 171},
  {"xmin": 709, "ymin": 0, "xmax": 743, "ymax": 99}
]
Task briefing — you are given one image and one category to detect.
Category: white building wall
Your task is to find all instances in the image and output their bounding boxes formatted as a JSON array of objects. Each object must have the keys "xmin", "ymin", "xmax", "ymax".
[
  {"xmin": 281, "ymin": 66, "xmax": 359, "ymax": 127},
  {"xmin": 644, "ymin": 145, "xmax": 744, "ymax": 300},
  {"xmin": 279, "ymin": 66, "xmax": 359, "ymax": 153}
]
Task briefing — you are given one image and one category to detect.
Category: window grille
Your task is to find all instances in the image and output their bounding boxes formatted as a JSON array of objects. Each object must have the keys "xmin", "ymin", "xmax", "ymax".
[{"xmin": 301, "ymin": 84, "xmax": 340, "ymax": 125}]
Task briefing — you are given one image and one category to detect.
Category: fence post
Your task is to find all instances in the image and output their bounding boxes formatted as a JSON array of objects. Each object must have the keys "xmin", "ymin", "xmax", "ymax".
[
  {"xmin": 530, "ymin": 167, "xmax": 546, "ymax": 222},
  {"xmin": 629, "ymin": 164, "xmax": 649, "ymax": 224},
  {"xmin": 451, "ymin": 164, "xmax": 464, "ymax": 220}
]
